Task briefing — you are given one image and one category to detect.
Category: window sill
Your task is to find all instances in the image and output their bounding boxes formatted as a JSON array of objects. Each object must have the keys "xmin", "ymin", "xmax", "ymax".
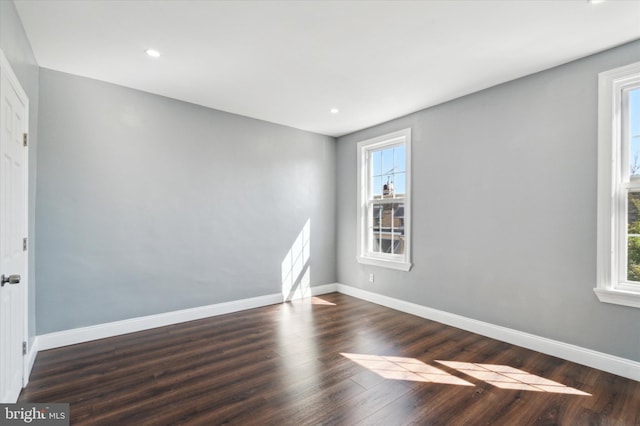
[
  {"xmin": 357, "ymin": 256, "xmax": 412, "ymax": 271},
  {"xmin": 593, "ymin": 287, "xmax": 640, "ymax": 309}
]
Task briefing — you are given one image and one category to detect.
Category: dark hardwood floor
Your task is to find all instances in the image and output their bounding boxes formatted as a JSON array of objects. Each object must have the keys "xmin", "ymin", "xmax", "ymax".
[{"xmin": 20, "ymin": 293, "xmax": 640, "ymax": 425}]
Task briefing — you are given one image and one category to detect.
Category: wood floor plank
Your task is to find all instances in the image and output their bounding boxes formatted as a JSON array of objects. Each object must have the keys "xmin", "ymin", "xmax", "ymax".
[{"xmin": 20, "ymin": 293, "xmax": 640, "ymax": 425}]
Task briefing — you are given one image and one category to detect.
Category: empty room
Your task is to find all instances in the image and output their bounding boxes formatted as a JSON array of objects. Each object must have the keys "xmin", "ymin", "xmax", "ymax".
[{"xmin": 1, "ymin": 0, "xmax": 640, "ymax": 424}]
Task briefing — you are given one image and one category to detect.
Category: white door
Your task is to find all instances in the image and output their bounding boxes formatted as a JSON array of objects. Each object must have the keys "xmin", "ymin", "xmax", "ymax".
[{"xmin": 0, "ymin": 51, "xmax": 29, "ymax": 403}]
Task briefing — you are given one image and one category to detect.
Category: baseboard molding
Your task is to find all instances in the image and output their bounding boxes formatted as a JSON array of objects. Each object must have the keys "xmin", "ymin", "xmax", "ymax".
[
  {"xmin": 32, "ymin": 282, "xmax": 639, "ymax": 383},
  {"xmin": 310, "ymin": 283, "xmax": 338, "ymax": 296},
  {"xmin": 37, "ymin": 284, "xmax": 339, "ymax": 352},
  {"xmin": 23, "ymin": 337, "xmax": 38, "ymax": 387},
  {"xmin": 37, "ymin": 293, "xmax": 280, "ymax": 350},
  {"xmin": 336, "ymin": 284, "xmax": 640, "ymax": 382}
]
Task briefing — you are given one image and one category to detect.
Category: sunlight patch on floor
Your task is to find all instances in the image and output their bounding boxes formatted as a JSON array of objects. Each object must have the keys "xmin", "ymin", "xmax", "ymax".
[
  {"xmin": 310, "ymin": 297, "xmax": 336, "ymax": 305},
  {"xmin": 436, "ymin": 361, "xmax": 591, "ymax": 395},
  {"xmin": 341, "ymin": 354, "xmax": 591, "ymax": 395},
  {"xmin": 341, "ymin": 353, "xmax": 474, "ymax": 386}
]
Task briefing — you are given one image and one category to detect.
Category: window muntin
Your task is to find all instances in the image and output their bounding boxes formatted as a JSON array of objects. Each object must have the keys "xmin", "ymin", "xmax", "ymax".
[
  {"xmin": 357, "ymin": 129, "xmax": 411, "ymax": 271},
  {"xmin": 596, "ymin": 62, "xmax": 640, "ymax": 308}
]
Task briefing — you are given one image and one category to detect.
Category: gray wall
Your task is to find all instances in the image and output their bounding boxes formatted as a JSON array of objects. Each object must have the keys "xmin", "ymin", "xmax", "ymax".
[
  {"xmin": 0, "ymin": 0, "xmax": 39, "ymax": 347},
  {"xmin": 336, "ymin": 40, "xmax": 640, "ymax": 362},
  {"xmin": 36, "ymin": 69, "xmax": 336, "ymax": 334}
]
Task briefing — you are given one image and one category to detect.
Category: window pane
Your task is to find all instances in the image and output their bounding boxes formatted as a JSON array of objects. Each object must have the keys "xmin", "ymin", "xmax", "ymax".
[
  {"xmin": 394, "ymin": 203, "xmax": 405, "ymax": 225},
  {"xmin": 628, "ymin": 237, "xmax": 640, "ymax": 282},
  {"xmin": 628, "ymin": 191, "xmax": 640, "ymax": 233},
  {"xmin": 381, "ymin": 147, "xmax": 394, "ymax": 176},
  {"xmin": 371, "ymin": 204, "xmax": 383, "ymax": 253},
  {"xmin": 394, "ymin": 172, "xmax": 406, "ymax": 197},
  {"xmin": 372, "ymin": 150, "xmax": 382, "ymax": 178},
  {"xmin": 629, "ymin": 88, "xmax": 640, "ymax": 178},
  {"xmin": 394, "ymin": 145, "xmax": 406, "ymax": 172},
  {"xmin": 382, "ymin": 174, "xmax": 394, "ymax": 197},
  {"xmin": 628, "ymin": 191, "xmax": 640, "ymax": 282},
  {"xmin": 372, "ymin": 176, "xmax": 383, "ymax": 197},
  {"xmin": 372, "ymin": 203, "xmax": 383, "ymax": 228}
]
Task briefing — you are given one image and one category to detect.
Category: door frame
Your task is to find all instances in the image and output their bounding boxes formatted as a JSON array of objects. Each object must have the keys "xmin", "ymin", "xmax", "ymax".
[{"xmin": 0, "ymin": 48, "xmax": 30, "ymax": 393}]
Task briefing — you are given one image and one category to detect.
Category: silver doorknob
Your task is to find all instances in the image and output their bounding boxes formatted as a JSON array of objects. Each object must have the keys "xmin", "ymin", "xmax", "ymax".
[{"xmin": 1, "ymin": 274, "xmax": 21, "ymax": 287}]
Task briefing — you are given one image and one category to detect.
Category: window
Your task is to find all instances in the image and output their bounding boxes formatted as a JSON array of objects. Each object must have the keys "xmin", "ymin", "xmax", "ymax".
[
  {"xmin": 357, "ymin": 128, "xmax": 411, "ymax": 271},
  {"xmin": 596, "ymin": 61, "xmax": 640, "ymax": 308}
]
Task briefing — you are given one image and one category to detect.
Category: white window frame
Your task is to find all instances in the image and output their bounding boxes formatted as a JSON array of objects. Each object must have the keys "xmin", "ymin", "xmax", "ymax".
[
  {"xmin": 357, "ymin": 128, "xmax": 412, "ymax": 271},
  {"xmin": 596, "ymin": 61, "xmax": 640, "ymax": 309}
]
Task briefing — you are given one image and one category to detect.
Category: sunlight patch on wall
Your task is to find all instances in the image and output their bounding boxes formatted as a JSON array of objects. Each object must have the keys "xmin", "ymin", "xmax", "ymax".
[
  {"xmin": 281, "ymin": 219, "xmax": 311, "ymax": 301},
  {"xmin": 341, "ymin": 353, "xmax": 474, "ymax": 386},
  {"xmin": 436, "ymin": 361, "xmax": 591, "ymax": 395}
]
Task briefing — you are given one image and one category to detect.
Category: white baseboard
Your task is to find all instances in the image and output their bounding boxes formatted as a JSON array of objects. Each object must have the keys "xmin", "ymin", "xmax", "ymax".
[
  {"xmin": 336, "ymin": 284, "xmax": 640, "ymax": 382},
  {"xmin": 37, "ymin": 284, "xmax": 339, "ymax": 352},
  {"xmin": 37, "ymin": 293, "xmax": 283, "ymax": 350},
  {"xmin": 310, "ymin": 283, "xmax": 338, "ymax": 296},
  {"xmin": 31, "ymin": 282, "xmax": 639, "ymax": 383},
  {"xmin": 23, "ymin": 337, "xmax": 39, "ymax": 387}
]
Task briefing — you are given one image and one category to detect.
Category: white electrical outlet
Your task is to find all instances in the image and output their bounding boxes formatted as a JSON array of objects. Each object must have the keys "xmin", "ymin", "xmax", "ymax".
[{"xmin": 369, "ymin": 273, "xmax": 374, "ymax": 283}]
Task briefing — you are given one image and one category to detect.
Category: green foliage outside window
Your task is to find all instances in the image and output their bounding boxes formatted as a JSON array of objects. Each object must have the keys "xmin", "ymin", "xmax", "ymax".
[{"xmin": 628, "ymin": 193, "xmax": 640, "ymax": 281}]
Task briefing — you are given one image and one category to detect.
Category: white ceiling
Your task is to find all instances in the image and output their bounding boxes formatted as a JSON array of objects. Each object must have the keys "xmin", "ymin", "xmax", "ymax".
[{"xmin": 13, "ymin": 0, "xmax": 640, "ymax": 137}]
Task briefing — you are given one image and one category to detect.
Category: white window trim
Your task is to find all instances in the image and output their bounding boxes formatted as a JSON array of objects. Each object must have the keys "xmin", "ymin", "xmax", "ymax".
[
  {"xmin": 357, "ymin": 128, "xmax": 412, "ymax": 271},
  {"xmin": 596, "ymin": 61, "xmax": 640, "ymax": 309}
]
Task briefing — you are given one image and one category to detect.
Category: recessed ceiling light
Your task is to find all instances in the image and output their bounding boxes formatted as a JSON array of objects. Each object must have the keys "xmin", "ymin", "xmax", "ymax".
[
  {"xmin": 145, "ymin": 49, "xmax": 161, "ymax": 58},
  {"xmin": 588, "ymin": 0, "xmax": 606, "ymax": 4},
  {"xmin": 330, "ymin": 108, "xmax": 339, "ymax": 114}
]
